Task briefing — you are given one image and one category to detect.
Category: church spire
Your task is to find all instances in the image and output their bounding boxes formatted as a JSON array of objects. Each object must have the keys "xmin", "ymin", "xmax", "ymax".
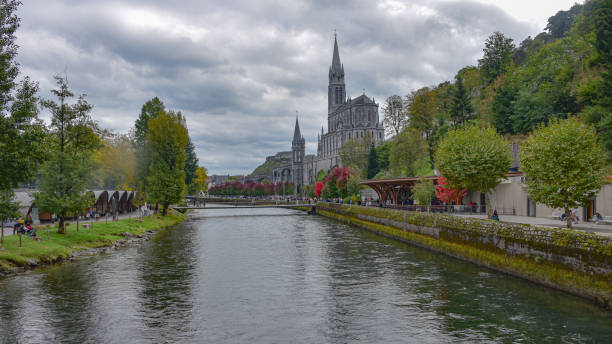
[
  {"xmin": 331, "ymin": 33, "xmax": 343, "ymax": 75},
  {"xmin": 328, "ymin": 33, "xmax": 346, "ymax": 113},
  {"xmin": 292, "ymin": 116, "xmax": 303, "ymax": 144}
]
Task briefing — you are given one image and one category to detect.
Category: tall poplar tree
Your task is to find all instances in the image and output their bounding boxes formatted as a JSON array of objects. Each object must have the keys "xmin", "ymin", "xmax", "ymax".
[
  {"xmin": 134, "ymin": 97, "xmax": 165, "ymax": 190},
  {"xmin": 35, "ymin": 76, "xmax": 99, "ymax": 233},
  {"xmin": 0, "ymin": 1, "xmax": 45, "ymax": 245},
  {"xmin": 146, "ymin": 110, "xmax": 188, "ymax": 215},
  {"xmin": 184, "ymin": 137, "xmax": 199, "ymax": 194}
]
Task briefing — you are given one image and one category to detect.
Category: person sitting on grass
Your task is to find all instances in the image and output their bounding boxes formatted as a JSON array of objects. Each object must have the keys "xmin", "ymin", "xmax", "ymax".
[{"xmin": 26, "ymin": 225, "xmax": 36, "ymax": 238}]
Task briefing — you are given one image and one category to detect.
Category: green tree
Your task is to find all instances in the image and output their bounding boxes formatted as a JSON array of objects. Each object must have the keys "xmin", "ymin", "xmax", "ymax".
[
  {"xmin": 435, "ymin": 124, "xmax": 512, "ymax": 218},
  {"xmin": 1, "ymin": 77, "xmax": 45, "ymax": 190},
  {"xmin": 366, "ymin": 143, "xmax": 378, "ymax": 179},
  {"xmin": 36, "ymin": 76, "xmax": 100, "ymax": 233},
  {"xmin": 478, "ymin": 31, "xmax": 516, "ymax": 84},
  {"xmin": 519, "ymin": 118, "xmax": 606, "ymax": 228},
  {"xmin": 411, "ymin": 179, "xmax": 435, "ymax": 210},
  {"xmin": 92, "ymin": 134, "xmax": 136, "ymax": 189},
  {"xmin": 0, "ymin": 1, "xmax": 46, "ymax": 244},
  {"xmin": 375, "ymin": 140, "xmax": 391, "ymax": 172},
  {"xmin": 0, "ymin": 189, "xmax": 19, "ymax": 244},
  {"xmin": 545, "ymin": 3, "xmax": 584, "ymax": 39},
  {"xmin": 316, "ymin": 170, "xmax": 327, "ymax": 182},
  {"xmin": 184, "ymin": 137, "xmax": 199, "ymax": 194},
  {"xmin": 389, "ymin": 128, "xmax": 428, "ymax": 177},
  {"xmin": 408, "ymin": 87, "xmax": 439, "ymax": 164},
  {"xmin": 134, "ymin": 97, "xmax": 165, "ymax": 190},
  {"xmin": 146, "ymin": 110, "xmax": 188, "ymax": 216},
  {"xmin": 490, "ymin": 76, "xmax": 518, "ymax": 134},
  {"xmin": 338, "ymin": 133, "xmax": 374, "ymax": 178},
  {"xmin": 450, "ymin": 76, "xmax": 474, "ymax": 126},
  {"xmin": 194, "ymin": 166, "xmax": 208, "ymax": 193}
]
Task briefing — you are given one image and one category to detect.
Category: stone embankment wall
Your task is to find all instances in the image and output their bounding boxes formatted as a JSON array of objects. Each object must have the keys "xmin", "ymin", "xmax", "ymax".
[{"xmin": 316, "ymin": 202, "xmax": 612, "ymax": 309}]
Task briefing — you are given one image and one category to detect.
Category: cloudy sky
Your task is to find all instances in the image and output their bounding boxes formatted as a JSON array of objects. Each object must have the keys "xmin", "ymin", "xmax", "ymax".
[{"xmin": 17, "ymin": 0, "xmax": 578, "ymax": 175}]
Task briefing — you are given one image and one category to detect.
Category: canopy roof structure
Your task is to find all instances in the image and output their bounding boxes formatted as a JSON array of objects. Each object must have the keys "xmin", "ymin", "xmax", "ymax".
[
  {"xmin": 359, "ymin": 172, "xmax": 524, "ymax": 205},
  {"xmin": 359, "ymin": 176, "xmax": 438, "ymax": 204}
]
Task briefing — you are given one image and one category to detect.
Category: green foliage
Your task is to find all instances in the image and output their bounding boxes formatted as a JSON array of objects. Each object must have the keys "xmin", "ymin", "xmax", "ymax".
[
  {"xmin": 366, "ymin": 144, "xmax": 378, "ymax": 179},
  {"xmin": 407, "ymin": 86, "xmax": 439, "ymax": 163},
  {"xmin": 36, "ymin": 76, "xmax": 99, "ymax": 234},
  {"xmin": 450, "ymin": 76, "xmax": 474, "ymax": 126},
  {"xmin": 92, "ymin": 134, "xmax": 136, "ymax": 189},
  {"xmin": 0, "ymin": 212, "xmax": 185, "ymax": 272},
  {"xmin": 134, "ymin": 97, "xmax": 165, "ymax": 190},
  {"xmin": 0, "ymin": 0, "xmax": 20, "ymax": 110},
  {"xmin": 316, "ymin": 170, "xmax": 327, "ymax": 182},
  {"xmin": 145, "ymin": 110, "xmax": 189, "ymax": 215},
  {"xmin": 519, "ymin": 118, "xmax": 606, "ymax": 228},
  {"xmin": 0, "ymin": 77, "xmax": 46, "ymax": 190},
  {"xmin": 375, "ymin": 140, "xmax": 390, "ymax": 172},
  {"xmin": 545, "ymin": 3, "xmax": 584, "ymax": 39},
  {"xmin": 338, "ymin": 133, "xmax": 374, "ymax": 178},
  {"xmin": 251, "ymin": 158, "xmax": 282, "ymax": 176},
  {"xmin": 389, "ymin": 128, "xmax": 428, "ymax": 177},
  {"xmin": 478, "ymin": 32, "xmax": 516, "ymax": 84},
  {"xmin": 435, "ymin": 124, "xmax": 511, "ymax": 218},
  {"xmin": 184, "ymin": 137, "xmax": 199, "ymax": 195},
  {"xmin": 0, "ymin": 189, "xmax": 19, "ymax": 244},
  {"xmin": 490, "ymin": 77, "xmax": 518, "ymax": 135},
  {"xmin": 193, "ymin": 166, "xmax": 208, "ymax": 193},
  {"xmin": 411, "ymin": 179, "xmax": 435, "ymax": 206},
  {"xmin": 0, "ymin": 1, "xmax": 46, "ymax": 229}
]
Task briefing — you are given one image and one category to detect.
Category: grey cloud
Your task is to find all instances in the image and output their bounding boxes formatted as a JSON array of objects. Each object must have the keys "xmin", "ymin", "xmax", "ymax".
[{"xmin": 16, "ymin": 0, "xmax": 539, "ymax": 174}]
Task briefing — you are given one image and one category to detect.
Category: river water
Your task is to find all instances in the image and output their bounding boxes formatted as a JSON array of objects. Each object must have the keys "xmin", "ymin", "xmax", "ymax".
[{"xmin": 1, "ymin": 207, "xmax": 611, "ymax": 343}]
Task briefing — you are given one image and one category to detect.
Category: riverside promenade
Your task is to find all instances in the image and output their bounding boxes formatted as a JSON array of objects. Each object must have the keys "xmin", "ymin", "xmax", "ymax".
[{"xmin": 457, "ymin": 213, "xmax": 612, "ymax": 237}]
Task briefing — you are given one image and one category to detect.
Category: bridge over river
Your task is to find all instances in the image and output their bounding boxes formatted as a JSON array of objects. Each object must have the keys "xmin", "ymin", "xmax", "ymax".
[{"xmin": 173, "ymin": 204, "xmax": 313, "ymax": 210}]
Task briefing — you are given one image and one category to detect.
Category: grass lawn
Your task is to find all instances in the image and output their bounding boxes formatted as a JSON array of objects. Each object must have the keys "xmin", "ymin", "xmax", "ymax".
[{"xmin": 0, "ymin": 211, "xmax": 186, "ymax": 273}]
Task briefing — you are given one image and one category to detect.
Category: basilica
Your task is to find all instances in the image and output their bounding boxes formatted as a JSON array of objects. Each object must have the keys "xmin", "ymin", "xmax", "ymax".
[{"xmin": 272, "ymin": 35, "xmax": 385, "ymax": 193}]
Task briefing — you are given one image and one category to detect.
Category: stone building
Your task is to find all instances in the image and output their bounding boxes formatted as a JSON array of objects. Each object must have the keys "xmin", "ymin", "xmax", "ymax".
[{"xmin": 273, "ymin": 35, "xmax": 385, "ymax": 193}]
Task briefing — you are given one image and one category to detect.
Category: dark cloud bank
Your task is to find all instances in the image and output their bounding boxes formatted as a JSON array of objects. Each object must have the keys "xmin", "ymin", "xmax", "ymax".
[{"xmin": 16, "ymin": 0, "xmax": 537, "ymax": 174}]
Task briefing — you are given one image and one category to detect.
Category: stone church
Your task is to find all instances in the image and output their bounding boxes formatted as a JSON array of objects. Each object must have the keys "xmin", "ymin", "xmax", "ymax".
[{"xmin": 273, "ymin": 35, "xmax": 385, "ymax": 193}]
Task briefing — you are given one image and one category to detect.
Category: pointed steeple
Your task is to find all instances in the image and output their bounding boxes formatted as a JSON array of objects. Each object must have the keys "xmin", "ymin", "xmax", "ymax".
[
  {"xmin": 292, "ymin": 116, "xmax": 303, "ymax": 144},
  {"xmin": 328, "ymin": 33, "xmax": 346, "ymax": 113},
  {"xmin": 331, "ymin": 33, "xmax": 342, "ymax": 74}
]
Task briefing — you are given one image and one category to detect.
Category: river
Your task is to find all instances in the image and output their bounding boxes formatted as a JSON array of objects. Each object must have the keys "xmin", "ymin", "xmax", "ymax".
[{"xmin": 1, "ymin": 207, "xmax": 611, "ymax": 343}]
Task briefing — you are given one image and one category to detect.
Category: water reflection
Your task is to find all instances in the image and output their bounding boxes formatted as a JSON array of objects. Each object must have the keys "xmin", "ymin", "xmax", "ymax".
[
  {"xmin": 135, "ymin": 225, "xmax": 199, "ymax": 342},
  {"xmin": 0, "ymin": 208, "xmax": 611, "ymax": 343}
]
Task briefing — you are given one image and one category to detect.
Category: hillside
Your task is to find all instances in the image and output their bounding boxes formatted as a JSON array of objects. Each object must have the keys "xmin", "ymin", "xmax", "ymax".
[{"xmin": 250, "ymin": 159, "xmax": 283, "ymax": 176}]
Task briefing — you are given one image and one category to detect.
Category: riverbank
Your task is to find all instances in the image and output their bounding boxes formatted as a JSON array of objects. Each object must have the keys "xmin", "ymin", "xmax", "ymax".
[
  {"xmin": 0, "ymin": 211, "xmax": 186, "ymax": 276},
  {"xmin": 315, "ymin": 202, "xmax": 612, "ymax": 309}
]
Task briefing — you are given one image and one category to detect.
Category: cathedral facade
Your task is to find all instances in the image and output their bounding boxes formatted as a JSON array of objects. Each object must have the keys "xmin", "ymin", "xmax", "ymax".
[{"xmin": 273, "ymin": 35, "xmax": 385, "ymax": 193}]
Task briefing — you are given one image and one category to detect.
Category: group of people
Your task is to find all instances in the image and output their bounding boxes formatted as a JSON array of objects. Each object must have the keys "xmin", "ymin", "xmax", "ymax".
[
  {"xmin": 12, "ymin": 220, "xmax": 37, "ymax": 238},
  {"xmin": 560, "ymin": 210, "xmax": 581, "ymax": 223}
]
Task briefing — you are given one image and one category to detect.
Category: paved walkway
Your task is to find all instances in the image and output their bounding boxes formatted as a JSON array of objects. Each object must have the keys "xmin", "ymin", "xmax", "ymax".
[{"xmin": 457, "ymin": 214, "xmax": 612, "ymax": 238}]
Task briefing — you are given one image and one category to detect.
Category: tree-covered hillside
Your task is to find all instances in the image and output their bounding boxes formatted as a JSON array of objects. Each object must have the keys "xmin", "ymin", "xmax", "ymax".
[{"xmin": 364, "ymin": 0, "xmax": 612, "ymax": 180}]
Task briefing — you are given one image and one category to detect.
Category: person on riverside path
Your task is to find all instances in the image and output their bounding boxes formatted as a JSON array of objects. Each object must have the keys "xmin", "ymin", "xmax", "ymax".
[{"xmin": 491, "ymin": 210, "xmax": 500, "ymax": 221}]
